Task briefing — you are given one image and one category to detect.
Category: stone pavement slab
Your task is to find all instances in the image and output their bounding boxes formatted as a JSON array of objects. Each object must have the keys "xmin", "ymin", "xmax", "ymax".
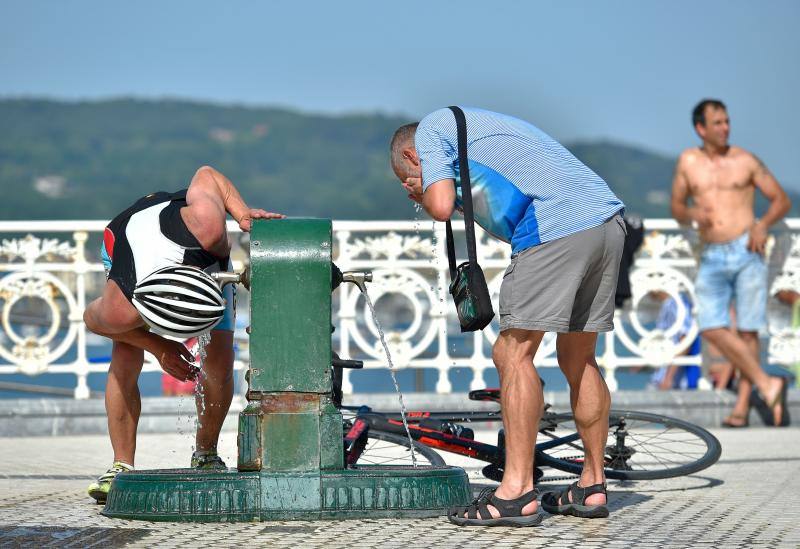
[{"xmin": 0, "ymin": 428, "xmax": 798, "ymax": 548}]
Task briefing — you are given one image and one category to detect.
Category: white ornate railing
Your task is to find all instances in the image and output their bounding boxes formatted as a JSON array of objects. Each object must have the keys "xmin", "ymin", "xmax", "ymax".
[{"xmin": 1, "ymin": 219, "xmax": 799, "ymax": 398}]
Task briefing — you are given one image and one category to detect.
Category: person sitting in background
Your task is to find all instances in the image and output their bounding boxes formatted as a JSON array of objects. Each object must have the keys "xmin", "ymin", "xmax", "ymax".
[{"xmin": 649, "ymin": 291, "xmax": 701, "ymax": 390}]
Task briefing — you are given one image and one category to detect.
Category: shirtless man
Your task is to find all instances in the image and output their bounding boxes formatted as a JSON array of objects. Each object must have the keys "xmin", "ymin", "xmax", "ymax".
[{"xmin": 671, "ymin": 99, "xmax": 791, "ymax": 426}]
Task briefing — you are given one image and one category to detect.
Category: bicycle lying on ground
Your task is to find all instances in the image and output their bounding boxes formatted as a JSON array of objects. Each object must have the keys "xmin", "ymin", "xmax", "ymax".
[{"xmin": 332, "ymin": 358, "xmax": 722, "ymax": 482}]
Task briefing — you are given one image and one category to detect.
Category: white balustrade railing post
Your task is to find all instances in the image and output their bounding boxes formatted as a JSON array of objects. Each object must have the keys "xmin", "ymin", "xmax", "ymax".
[
  {"xmin": 433, "ymin": 223, "xmax": 452, "ymax": 394},
  {"xmin": 603, "ymin": 319, "xmax": 619, "ymax": 393},
  {"xmin": 72, "ymin": 230, "xmax": 91, "ymax": 399}
]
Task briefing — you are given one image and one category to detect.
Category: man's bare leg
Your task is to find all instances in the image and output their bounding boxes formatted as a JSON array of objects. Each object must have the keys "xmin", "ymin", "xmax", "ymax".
[
  {"xmin": 710, "ymin": 361, "xmax": 734, "ymax": 389},
  {"xmin": 724, "ymin": 331, "xmax": 758, "ymax": 425},
  {"xmin": 458, "ymin": 328, "xmax": 543, "ymax": 518},
  {"xmin": 702, "ymin": 328, "xmax": 784, "ymax": 408},
  {"xmin": 106, "ymin": 341, "xmax": 145, "ymax": 465},
  {"xmin": 707, "ymin": 338, "xmax": 734, "ymax": 389},
  {"xmin": 556, "ymin": 332, "xmax": 609, "ymax": 506},
  {"xmin": 739, "ymin": 330, "xmax": 782, "ymax": 424},
  {"xmin": 195, "ymin": 330, "xmax": 235, "ymax": 452},
  {"xmin": 659, "ymin": 364, "xmax": 679, "ymax": 390}
]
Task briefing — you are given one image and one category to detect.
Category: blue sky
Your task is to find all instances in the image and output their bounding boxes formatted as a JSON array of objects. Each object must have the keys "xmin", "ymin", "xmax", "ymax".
[{"xmin": 2, "ymin": 1, "xmax": 799, "ymax": 188}]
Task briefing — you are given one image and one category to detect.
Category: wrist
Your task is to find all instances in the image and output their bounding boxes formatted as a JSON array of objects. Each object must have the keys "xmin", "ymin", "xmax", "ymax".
[
  {"xmin": 140, "ymin": 332, "xmax": 164, "ymax": 355},
  {"xmin": 228, "ymin": 201, "xmax": 250, "ymax": 224}
]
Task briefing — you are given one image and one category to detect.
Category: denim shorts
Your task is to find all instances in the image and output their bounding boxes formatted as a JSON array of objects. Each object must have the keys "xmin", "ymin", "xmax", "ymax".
[{"xmin": 695, "ymin": 232, "xmax": 767, "ymax": 332}]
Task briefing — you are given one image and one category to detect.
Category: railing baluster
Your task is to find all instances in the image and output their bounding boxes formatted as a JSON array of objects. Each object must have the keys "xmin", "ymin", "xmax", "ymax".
[{"xmin": 0, "ymin": 219, "xmax": 797, "ymax": 399}]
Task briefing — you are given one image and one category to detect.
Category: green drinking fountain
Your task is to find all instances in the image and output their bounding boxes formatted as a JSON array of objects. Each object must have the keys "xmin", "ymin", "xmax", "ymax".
[{"xmin": 102, "ymin": 218, "xmax": 471, "ymax": 521}]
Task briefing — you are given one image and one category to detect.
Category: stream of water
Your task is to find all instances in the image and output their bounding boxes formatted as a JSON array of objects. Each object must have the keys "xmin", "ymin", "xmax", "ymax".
[
  {"xmin": 362, "ymin": 292, "xmax": 418, "ymax": 467},
  {"xmin": 193, "ymin": 331, "xmax": 211, "ymax": 430}
]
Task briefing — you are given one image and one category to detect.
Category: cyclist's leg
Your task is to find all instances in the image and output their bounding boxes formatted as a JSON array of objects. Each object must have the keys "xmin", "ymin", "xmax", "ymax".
[
  {"xmin": 195, "ymin": 280, "xmax": 235, "ymax": 456},
  {"xmin": 556, "ymin": 331, "xmax": 608, "ymax": 506},
  {"xmin": 195, "ymin": 329, "xmax": 234, "ymax": 454},
  {"xmin": 106, "ymin": 340, "xmax": 145, "ymax": 465}
]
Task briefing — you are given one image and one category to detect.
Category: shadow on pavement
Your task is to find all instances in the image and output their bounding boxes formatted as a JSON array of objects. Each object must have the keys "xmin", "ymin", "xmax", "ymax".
[
  {"xmin": 616, "ymin": 475, "xmax": 724, "ymax": 493},
  {"xmin": 0, "ymin": 526, "xmax": 151, "ymax": 546},
  {"xmin": 0, "ymin": 475, "xmax": 94, "ymax": 480},
  {"xmin": 469, "ymin": 481, "xmax": 653, "ymax": 513}
]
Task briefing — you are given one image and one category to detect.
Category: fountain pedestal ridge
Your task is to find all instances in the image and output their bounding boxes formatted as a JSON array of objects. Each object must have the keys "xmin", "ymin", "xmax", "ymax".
[{"xmin": 102, "ymin": 218, "xmax": 471, "ymax": 522}]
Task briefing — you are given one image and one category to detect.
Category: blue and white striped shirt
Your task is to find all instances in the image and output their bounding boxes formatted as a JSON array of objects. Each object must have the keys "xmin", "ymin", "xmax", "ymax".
[{"xmin": 416, "ymin": 107, "xmax": 624, "ymax": 254}]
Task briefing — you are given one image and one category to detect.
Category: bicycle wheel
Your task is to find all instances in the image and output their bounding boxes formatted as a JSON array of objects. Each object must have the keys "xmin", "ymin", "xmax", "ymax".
[
  {"xmin": 536, "ymin": 410, "xmax": 721, "ymax": 480},
  {"xmin": 352, "ymin": 431, "xmax": 446, "ymax": 467}
]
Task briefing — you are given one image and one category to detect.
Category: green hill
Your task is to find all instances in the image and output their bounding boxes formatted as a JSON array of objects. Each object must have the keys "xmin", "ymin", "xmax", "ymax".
[{"xmin": 0, "ymin": 98, "xmax": 795, "ymax": 221}]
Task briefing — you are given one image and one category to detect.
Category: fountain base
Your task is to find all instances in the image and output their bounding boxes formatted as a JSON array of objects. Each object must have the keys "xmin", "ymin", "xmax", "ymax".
[{"xmin": 102, "ymin": 465, "xmax": 471, "ymax": 522}]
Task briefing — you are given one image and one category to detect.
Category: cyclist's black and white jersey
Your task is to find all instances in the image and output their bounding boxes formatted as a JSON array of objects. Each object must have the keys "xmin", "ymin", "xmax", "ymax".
[{"xmin": 102, "ymin": 189, "xmax": 229, "ymax": 301}]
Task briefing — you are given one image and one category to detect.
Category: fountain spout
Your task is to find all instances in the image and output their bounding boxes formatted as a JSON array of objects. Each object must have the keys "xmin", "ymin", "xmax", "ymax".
[
  {"xmin": 210, "ymin": 269, "xmax": 250, "ymax": 290},
  {"xmin": 340, "ymin": 271, "xmax": 373, "ymax": 293}
]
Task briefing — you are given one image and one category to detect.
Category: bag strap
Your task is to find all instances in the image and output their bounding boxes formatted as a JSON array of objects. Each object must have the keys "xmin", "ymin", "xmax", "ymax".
[
  {"xmin": 445, "ymin": 105, "xmax": 479, "ymax": 277},
  {"xmin": 445, "ymin": 218, "xmax": 457, "ymax": 280}
]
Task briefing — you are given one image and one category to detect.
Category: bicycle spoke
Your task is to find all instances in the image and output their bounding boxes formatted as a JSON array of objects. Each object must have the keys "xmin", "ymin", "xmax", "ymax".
[
  {"xmin": 622, "ymin": 435, "xmax": 696, "ymax": 467},
  {"xmin": 623, "ymin": 430, "xmax": 705, "ymax": 454},
  {"xmin": 623, "ymin": 438, "xmax": 706, "ymax": 462}
]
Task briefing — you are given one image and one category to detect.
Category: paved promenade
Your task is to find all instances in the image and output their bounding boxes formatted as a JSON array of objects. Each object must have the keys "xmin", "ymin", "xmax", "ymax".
[{"xmin": 0, "ymin": 427, "xmax": 798, "ymax": 548}]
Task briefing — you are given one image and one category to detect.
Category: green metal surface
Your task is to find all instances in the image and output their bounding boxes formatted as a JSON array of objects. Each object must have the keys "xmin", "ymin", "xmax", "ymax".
[
  {"xmin": 319, "ymin": 402, "xmax": 344, "ymax": 470},
  {"xmin": 102, "ymin": 467, "xmax": 471, "ymax": 522},
  {"xmin": 249, "ymin": 218, "xmax": 331, "ymax": 394},
  {"xmin": 237, "ymin": 402, "xmax": 263, "ymax": 471},
  {"xmin": 260, "ymin": 395, "xmax": 321, "ymax": 472}
]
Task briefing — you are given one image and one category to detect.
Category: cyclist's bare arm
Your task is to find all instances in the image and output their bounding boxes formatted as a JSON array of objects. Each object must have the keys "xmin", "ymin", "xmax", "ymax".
[{"xmin": 183, "ymin": 165, "xmax": 285, "ymax": 257}]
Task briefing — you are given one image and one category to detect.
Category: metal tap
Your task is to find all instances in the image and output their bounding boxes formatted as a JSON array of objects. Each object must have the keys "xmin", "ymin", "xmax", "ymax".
[
  {"xmin": 340, "ymin": 271, "xmax": 373, "ymax": 293},
  {"xmin": 210, "ymin": 269, "xmax": 250, "ymax": 290}
]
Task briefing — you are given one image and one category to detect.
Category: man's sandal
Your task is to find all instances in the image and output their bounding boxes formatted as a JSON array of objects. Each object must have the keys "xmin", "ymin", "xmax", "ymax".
[
  {"xmin": 541, "ymin": 482, "xmax": 609, "ymax": 518},
  {"xmin": 447, "ymin": 487, "xmax": 542, "ymax": 527}
]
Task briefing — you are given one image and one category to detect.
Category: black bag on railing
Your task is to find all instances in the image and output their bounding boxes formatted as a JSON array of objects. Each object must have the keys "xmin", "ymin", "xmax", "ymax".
[{"xmin": 445, "ymin": 106, "xmax": 495, "ymax": 332}]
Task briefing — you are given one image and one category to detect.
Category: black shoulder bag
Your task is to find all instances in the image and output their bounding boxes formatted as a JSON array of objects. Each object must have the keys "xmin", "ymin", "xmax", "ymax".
[{"xmin": 445, "ymin": 106, "xmax": 495, "ymax": 332}]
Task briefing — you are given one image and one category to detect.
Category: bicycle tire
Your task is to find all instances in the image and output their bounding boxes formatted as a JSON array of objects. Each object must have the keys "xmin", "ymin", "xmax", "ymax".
[
  {"xmin": 352, "ymin": 430, "xmax": 446, "ymax": 468},
  {"xmin": 536, "ymin": 410, "xmax": 721, "ymax": 480}
]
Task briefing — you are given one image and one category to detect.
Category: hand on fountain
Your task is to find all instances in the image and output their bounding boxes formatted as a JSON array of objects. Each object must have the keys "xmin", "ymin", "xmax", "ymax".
[
  {"xmin": 238, "ymin": 208, "xmax": 286, "ymax": 232},
  {"xmin": 153, "ymin": 338, "xmax": 199, "ymax": 381}
]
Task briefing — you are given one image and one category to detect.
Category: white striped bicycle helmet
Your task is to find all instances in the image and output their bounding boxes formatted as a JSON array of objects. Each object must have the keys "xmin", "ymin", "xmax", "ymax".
[{"xmin": 132, "ymin": 265, "xmax": 226, "ymax": 338}]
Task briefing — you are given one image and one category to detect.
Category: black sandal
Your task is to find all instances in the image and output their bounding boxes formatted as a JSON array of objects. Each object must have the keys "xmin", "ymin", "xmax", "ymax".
[
  {"xmin": 447, "ymin": 487, "xmax": 542, "ymax": 527},
  {"xmin": 541, "ymin": 481, "xmax": 609, "ymax": 518}
]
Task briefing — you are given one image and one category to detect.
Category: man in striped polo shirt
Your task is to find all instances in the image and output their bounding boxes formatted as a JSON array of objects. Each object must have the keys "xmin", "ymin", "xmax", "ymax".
[{"xmin": 391, "ymin": 107, "xmax": 625, "ymax": 526}]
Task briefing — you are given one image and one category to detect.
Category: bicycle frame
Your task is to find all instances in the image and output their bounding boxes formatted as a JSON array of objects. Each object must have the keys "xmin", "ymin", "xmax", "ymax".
[{"xmin": 344, "ymin": 406, "xmax": 579, "ymax": 470}]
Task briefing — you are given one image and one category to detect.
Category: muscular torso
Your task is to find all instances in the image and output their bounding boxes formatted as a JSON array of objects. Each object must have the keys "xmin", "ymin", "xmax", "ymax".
[{"xmin": 680, "ymin": 146, "xmax": 756, "ymax": 243}]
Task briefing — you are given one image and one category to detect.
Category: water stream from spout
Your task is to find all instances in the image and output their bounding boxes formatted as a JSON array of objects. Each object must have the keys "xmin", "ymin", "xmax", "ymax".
[
  {"xmin": 194, "ymin": 331, "xmax": 212, "ymax": 429},
  {"xmin": 362, "ymin": 291, "xmax": 418, "ymax": 467}
]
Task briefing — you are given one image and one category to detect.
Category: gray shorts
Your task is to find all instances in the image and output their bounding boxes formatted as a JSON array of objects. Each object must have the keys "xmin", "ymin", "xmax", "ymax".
[{"xmin": 499, "ymin": 214, "xmax": 626, "ymax": 333}]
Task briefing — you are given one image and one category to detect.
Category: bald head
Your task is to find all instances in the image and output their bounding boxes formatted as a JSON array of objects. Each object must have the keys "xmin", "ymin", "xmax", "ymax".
[{"xmin": 390, "ymin": 122, "xmax": 419, "ymax": 179}]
